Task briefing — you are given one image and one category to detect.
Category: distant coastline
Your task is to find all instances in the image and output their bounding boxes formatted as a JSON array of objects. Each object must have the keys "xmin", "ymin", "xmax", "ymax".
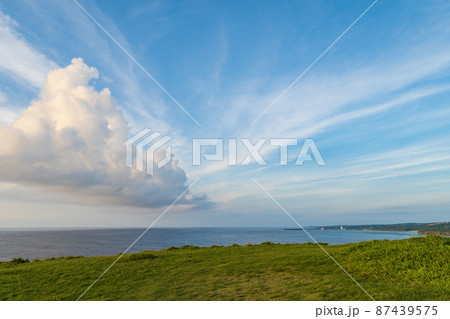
[{"xmin": 313, "ymin": 222, "xmax": 450, "ymax": 236}]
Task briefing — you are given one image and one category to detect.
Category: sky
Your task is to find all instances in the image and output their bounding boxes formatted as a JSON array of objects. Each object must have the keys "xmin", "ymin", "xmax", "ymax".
[{"xmin": 0, "ymin": 0, "xmax": 449, "ymax": 227}]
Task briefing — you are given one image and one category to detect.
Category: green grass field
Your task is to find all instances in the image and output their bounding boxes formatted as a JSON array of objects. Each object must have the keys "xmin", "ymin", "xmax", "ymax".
[{"xmin": 0, "ymin": 236, "xmax": 448, "ymax": 300}]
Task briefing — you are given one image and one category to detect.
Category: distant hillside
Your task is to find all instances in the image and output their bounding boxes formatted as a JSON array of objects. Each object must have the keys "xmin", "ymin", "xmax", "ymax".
[{"xmin": 315, "ymin": 222, "xmax": 449, "ymax": 236}]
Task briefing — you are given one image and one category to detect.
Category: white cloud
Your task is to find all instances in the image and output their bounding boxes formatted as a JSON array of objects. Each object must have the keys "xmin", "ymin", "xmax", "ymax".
[
  {"xmin": 0, "ymin": 91, "xmax": 20, "ymax": 124},
  {"xmin": 0, "ymin": 58, "xmax": 210, "ymax": 208},
  {"xmin": 0, "ymin": 11, "xmax": 57, "ymax": 88},
  {"xmin": 0, "ymin": 107, "xmax": 19, "ymax": 124}
]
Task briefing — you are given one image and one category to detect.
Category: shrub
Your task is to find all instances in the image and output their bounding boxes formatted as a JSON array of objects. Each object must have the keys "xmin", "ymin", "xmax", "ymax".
[
  {"xmin": 10, "ymin": 258, "xmax": 30, "ymax": 264},
  {"xmin": 180, "ymin": 245, "xmax": 200, "ymax": 250},
  {"xmin": 122, "ymin": 252, "xmax": 156, "ymax": 262}
]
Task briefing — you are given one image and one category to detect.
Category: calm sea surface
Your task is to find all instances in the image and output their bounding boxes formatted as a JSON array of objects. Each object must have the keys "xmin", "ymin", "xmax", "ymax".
[{"xmin": 0, "ymin": 228, "xmax": 420, "ymax": 261}]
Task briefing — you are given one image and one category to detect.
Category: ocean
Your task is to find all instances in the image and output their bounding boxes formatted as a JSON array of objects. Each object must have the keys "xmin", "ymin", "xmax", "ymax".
[{"xmin": 0, "ymin": 227, "xmax": 420, "ymax": 261}]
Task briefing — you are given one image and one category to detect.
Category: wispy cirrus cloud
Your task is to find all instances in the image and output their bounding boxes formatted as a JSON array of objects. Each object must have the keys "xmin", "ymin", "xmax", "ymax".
[{"xmin": 0, "ymin": 11, "xmax": 57, "ymax": 88}]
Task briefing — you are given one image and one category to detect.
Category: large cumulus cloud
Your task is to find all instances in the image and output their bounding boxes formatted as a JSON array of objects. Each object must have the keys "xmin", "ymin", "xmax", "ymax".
[{"xmin": 0, "ymin": 58, "xmax": 209, "ymax": 208}]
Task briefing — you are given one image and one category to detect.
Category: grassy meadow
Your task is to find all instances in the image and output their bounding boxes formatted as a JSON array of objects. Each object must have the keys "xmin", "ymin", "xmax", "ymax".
[{"xmin": 0, "ymin": 235, "xmax": 448, "ymax": 301}]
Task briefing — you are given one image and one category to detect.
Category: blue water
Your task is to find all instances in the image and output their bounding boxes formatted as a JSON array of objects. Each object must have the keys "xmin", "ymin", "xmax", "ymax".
[{"xmin": 0, "ymin": 228, "xmax": 420, "ymax": 261}]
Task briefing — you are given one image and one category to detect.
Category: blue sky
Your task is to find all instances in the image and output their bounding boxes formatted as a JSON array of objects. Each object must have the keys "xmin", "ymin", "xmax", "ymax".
[{"xmin": 0, "ymin": 0, "xmax": 449, "ymax": 227}]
